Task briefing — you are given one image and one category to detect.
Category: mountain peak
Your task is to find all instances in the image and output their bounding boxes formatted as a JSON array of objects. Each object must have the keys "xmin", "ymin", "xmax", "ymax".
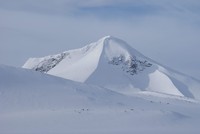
[
  {"xmin": 101, "ymin": 35, "xmax": 113, "ymax": 40},
  {"xmin": 99, "ymin": 35, "xmax": 127, "ymax": 47},
  {"xmin": 100, "ymin": 35, "xmax": 118, "ymax": 41},
  {"xmin": 23, "ymin": 36, "xmax": 150, "ymax": 82},
  {"xmin": 100, "ymin": 35, "xmax": 125, "ymax": 44},
  {"xmin": 97, "ymin": 36, "xmax": 145, "ymax": 60},
  {"xmin": 22, "ymin": 36, "xmax": 200, "ymax": 99}
]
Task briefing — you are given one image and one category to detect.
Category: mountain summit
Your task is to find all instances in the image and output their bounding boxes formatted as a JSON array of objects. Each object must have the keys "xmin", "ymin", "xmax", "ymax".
[{"xmin": 23, "ymin": 36, "xmax": 200, "ymax": 99}]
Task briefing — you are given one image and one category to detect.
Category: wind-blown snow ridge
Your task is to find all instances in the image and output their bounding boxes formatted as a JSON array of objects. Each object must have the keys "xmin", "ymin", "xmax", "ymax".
[{"xmin": 23, "ymin": 36, "xmax": 200, "ymax": 100}]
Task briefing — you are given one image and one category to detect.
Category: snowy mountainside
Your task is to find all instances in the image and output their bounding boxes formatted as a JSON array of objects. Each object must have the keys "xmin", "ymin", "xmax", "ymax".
[
  {"xmin": 24, "ymin": 52, "xmax": 67, "ymax": 73},
  {"xmin": 23, "ymin": 36, "xmax": 200, "ymax": 100},
  {"xmin": 23, "ymin": 36, "xmax": 152, "ymax": 81}
]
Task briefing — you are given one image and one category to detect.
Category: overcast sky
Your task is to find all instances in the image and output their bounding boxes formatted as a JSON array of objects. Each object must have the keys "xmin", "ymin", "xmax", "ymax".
[{"xmin": 0, "ymin": 0, "xmax": 200, "ymax": 79}]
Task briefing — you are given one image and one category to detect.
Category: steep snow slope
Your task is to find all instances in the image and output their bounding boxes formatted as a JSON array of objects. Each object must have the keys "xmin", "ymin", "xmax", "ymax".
[
  {"xmin": 23, "ymin": 40, "xmax": 103, "ymax": 82},
  {"xmin": 23, "ymin": 36, "xmax": 200, "ymax": 99}
]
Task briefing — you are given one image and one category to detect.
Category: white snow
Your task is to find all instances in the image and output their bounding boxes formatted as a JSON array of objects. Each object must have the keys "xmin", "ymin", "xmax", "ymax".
[
  {"xmin": 23, "ymin": 36, "xmax": 200, "ymax": 100},
  {"xmin": 48, "ymin": 40, "xmax": 104, "ymax": 82},
  {"xmin": 1, "ymin": 64, "xmax": 200, "ymax": 134},
  {"xmin": 3, "ymin": 36, "xmax": 199, "ymax": 133},
  {"xmin": 148, "ymin": 70, "xmax": 184, "ymax": 96}
]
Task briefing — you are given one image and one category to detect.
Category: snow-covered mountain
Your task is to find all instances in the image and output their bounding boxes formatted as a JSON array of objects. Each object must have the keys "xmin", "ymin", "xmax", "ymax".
[
  {"xmin": 23, "ymin": 36, "xmax": 200, "ymax": 100},
  {"xmin": 1, "ymin": 35, "xmax": 200, "ymax": 133}
]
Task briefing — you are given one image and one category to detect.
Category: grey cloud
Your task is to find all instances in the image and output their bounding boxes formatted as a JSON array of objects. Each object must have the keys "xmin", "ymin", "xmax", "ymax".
[{"xmin": 1, "ymin": 0, "xmax": 200, "ymax": 17}]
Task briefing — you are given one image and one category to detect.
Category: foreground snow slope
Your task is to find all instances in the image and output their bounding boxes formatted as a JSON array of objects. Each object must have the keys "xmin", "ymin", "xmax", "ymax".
[
  {"xmin": 1, "ymin": 64, "xmax": 200, "ymax": 134},
  {"xmin": 0, "ymin": 64, "xmax": 142, "ymax": 112},
  {"xmin": 23, "ymin": 36, "xmax": 200, "ymax": 99}
]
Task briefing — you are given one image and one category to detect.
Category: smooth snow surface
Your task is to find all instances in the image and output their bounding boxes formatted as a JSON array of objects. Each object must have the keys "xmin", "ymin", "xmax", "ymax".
[
  {"xmin": 1, "ymin": 64, "xmax": 200, "ymax": 134},
  {"xmin": 148, "ymin": 70, "xmax": 184, "ymax": 96},
  {"xmin": 23, "ymin": 36, "xmax": 200, "ymax": 100}
]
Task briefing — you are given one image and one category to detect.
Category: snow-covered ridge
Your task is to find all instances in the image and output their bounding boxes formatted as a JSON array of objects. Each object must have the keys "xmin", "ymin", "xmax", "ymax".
[
  {"xmin": 23, "ymin": 36, "xmax": 152, "ymax": 77},
  {"xmin": 23, "ymin": 53, "xmax": 67, "ymax": 73},
  {"xmin": 23, "ymin": 36, "xmax": 200, "ymax": 100},
  {"xmin": 100, "ymin": 36, "xmax": 153, "ymax": 75}
]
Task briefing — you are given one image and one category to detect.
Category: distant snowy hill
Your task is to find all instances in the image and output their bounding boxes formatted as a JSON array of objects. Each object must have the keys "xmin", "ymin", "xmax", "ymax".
[{"xmin": 23, "ymin": 36, "xmax": 200, "ymax": 100}]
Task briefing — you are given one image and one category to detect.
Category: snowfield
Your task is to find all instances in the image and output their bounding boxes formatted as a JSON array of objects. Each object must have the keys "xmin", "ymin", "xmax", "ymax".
[
  {"xmin": 1, "ymin": 64, "xmax": 200, "ymax": 134},
  {"xmin": 1, "ymin": 36, "xmax": 200, "ymax": 134}
]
